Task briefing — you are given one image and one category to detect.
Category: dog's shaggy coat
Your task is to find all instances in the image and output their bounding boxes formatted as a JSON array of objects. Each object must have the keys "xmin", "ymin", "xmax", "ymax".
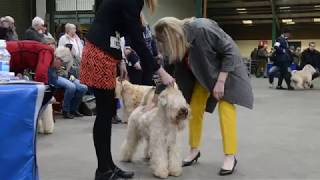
[{"xmin": 120, "ymin": 86, "xmax": 189, "ymax": 179}]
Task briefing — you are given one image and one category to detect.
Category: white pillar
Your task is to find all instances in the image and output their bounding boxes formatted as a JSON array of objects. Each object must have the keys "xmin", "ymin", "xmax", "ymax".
[{"xmin": 36, "ymin": 0, "xmax": 47, "ymax": 19}]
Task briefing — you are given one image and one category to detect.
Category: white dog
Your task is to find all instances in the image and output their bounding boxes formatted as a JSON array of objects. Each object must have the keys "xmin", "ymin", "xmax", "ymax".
[
  {"xmin": 291, "ymin": 64, "xmax": 317, "ymax": 89},
  {"xmin": 120, "ymin": 86, "xmax": 189, "ymax": 179},
  {"xmin": 38, "ymin": 104, "xmax": 54, "ymax": 134},
  {"xmin": 115, "ymin": 79, "xmax": 154, "ymax": 123}
]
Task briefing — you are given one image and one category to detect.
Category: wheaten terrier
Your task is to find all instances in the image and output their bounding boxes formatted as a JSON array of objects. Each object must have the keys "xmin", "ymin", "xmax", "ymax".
[
  {"xmin": 120, "ymin": 86, "xmax": 190, "ymax": 179},
  {"xmin": 291, "ymin": 64, "xmax": 317, "ymax": 89},
  {"xmin": 38, "ymin": 104, "xmax": 54, "ymax": 134},
  {"xmin": 115, "ymin": 79, "xmax": 154, "ymax": 123}
]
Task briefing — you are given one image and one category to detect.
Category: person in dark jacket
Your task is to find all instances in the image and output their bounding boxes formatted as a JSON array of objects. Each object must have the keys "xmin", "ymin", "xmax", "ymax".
[
  {"xmin": 125, "ymin": 13, "xmax": 159, "ymax": 85},
  {"xmin": 273, "ymin": 28, "xmax": 294, "ymax": 90},
  {"xmin": 79, "ymin": 0, "xmax": 175, "ymax": 179},
  {"xmin": 24, "ymin": 17, "xmax": 45, "ymax": 43},
  {"xmin": 0, "ymin": 16, "xmax": 18, "ymax": 40},
  {"xmin": 154, "ymin": 17, "xmax": 253, "ymax": 176},
  {"xmin": 300, "ymin": 42, "xmax": 320, "ymax": 83}
]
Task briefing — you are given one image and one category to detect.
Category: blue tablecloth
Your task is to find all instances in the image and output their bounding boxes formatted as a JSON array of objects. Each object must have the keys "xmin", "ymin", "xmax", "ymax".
[{"xmin": 0, "ymin": 84, "xmax": 45, "ymax": 180}]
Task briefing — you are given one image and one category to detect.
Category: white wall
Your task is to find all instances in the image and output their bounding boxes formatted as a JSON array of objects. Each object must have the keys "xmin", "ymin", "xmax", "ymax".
[
  {"xmin": 235, "ymin": 39, "xmax": 320, "ymax": 58},
  {"xmin": 143, "ymin": 0, "xmax": 195, "ymax": 26},
  {"xmin": 36, "ymin": 0, "xmax": 46, "ymax": 19}
]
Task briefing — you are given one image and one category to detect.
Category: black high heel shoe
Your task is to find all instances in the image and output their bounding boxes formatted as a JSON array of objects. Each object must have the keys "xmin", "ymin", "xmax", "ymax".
[
  {"xmin": 219, "ymin": 157, "xmax": 237, "ymax": 176},
  {"xmin": 182, "ymin": 151, "xmax": 201, "ymax": 167}
]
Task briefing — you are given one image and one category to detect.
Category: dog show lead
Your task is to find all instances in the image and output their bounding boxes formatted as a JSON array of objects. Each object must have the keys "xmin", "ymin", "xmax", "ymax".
[
  {"xmin": 79, "ymin": 0, "xmax": 175, "ymax": 180},
  {"xmin": 154, "ymin": 17, "xmax": 254, "ymax": 176}
]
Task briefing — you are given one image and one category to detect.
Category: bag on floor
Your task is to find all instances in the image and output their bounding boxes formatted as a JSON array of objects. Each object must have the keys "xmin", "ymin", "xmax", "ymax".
[{"xmin": 79, "ymin": 95, "xmax": 96, "ymax": 116}]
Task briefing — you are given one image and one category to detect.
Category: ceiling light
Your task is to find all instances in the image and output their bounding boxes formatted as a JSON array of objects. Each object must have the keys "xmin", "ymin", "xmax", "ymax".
[
  {"xmin": 314, "ymin": 18, "xmax": 320, "ymax": 22},
  {"xmin": 314, "ymin": 5, "xmax": 320, "ymax": 8},
  {"xmin": 242, "ymin": 20, "xmax": 253, "ymax": 24},
  {"xmin": 236, "ymin": 8, "xmax": 247, "ymax": 11},
  {"xmin": 238, "ymin": 11, "xmax": 248, "ymax": 14},
  {"xmin": 279, "ymin": 6, "xmax": 291, "ymax": 10},
  {"xmin": 286, "ymin": 21, "xmax": 295, "ymax": 25},
  {"xmin": 282, "ymin": 19, "xmax": 292, "ymax": 23}
]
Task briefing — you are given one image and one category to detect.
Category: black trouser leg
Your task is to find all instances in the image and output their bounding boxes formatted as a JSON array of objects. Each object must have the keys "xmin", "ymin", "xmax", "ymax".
[
  {"xmin": 93, "ymin": 88, "xmax": 116, "ymax": 172},
  {"xmin": 127, "ymin": 66, "xmax": 143, "ymax": 85},
  {"xmin": 277, "ymin": 75, "xmax": 284, "ymax": 87}
]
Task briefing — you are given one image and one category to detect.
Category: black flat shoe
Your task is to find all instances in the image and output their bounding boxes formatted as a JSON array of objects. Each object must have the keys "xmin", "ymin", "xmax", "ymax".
[
  {"xmin": 113, "ymin": 167, "xmax": 134, "ymax": 179},
  {"xmin": 219, "ymin": 158, "xmax": 237, "ymax": 176},
  {"xmin": 71, "ymin": 111, "xmax": 84, "ymax": 117},
  {"xmin": 276, "ymin": 86, "xmax": 286, "ymax": 90},
  {"xmin": 288, "ymin": 86, "xmax": 294, "ymax": 90},
  {"xmin": 95, "ymin": 170, "xmax": 121, "ymax": 180},
  {"xmin": 182, "ymin": 151, "xmax": 201, "ymax": 167},
  {"xmin": 63, "ymin": 111, "xmax": 74, "ymax": 119}
]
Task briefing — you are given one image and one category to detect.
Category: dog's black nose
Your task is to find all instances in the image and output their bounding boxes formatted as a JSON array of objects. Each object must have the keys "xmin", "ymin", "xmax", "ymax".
[{"xmin": 179, "ymin": 107, "xmax": 189, "ymax": 115}]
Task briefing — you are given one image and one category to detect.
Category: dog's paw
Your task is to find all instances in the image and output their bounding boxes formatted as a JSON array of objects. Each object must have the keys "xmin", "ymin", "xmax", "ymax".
[
  {"xmin": 153, "ymin": 168, "xmax": 169, "ymax": 179},
  {"xmin": 44, "ymin": 130, "xmax": 53, "ymax": 134},
  {"xmin": 169, "ymin": 167, "xmax": 182, "ymax": 177}
]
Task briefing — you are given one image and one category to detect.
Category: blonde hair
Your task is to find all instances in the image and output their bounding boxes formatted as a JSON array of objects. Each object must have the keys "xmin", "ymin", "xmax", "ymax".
[
  {"xmin": 140, "ymin": 12, "xmax": 148, "ymax": 27},
  {"xmin": 154, "ymin": 17, "xmax": 190, "ymax": 63},
  {"xmin": 145, "ymin": 0, "xmax": 157, "ymax": 14}
]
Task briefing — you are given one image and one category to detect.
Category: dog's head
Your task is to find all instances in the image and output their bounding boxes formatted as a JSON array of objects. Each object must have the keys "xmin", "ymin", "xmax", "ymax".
[
  {"xmin": 115, "ymin": 78, "xmax": 132, "ymax": 98},
  {"xmin": 303, "ymin": 64, "xmax": 317, "ymax": 74},
  {"xmin": 158, "ymin": 86, "xmax": 190, "ymax": 130}
]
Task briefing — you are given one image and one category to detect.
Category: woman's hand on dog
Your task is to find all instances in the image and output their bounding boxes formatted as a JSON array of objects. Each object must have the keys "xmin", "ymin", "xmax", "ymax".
[{"xmin": 157, "ymin": 67, "xmax": 175, "ymax": 86}]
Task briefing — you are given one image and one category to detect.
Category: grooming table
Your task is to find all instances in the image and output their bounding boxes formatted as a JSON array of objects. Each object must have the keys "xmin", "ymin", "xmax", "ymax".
[{"xmin": 0, "ymin": 83, "xmax": 45, "ymax": 180}]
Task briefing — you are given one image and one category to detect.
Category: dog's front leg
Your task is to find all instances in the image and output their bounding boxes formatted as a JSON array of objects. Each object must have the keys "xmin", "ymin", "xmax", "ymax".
[
  {"xmin": 144, "ymin": 138, "xmax": 151, "ymax": 161},
  {"xmin": 120, "ymin": 122, "xmax": 140, "ymax": 162},
  {"xmin": 168, "ymin": 140, "xmax": 182, "ymax": 177},
  {"xmin": 43, "ymin": 104, "xmax": 54, "ymax": 134},
  {"xmin": 150, "ymin": 135, "xmax": 169, "ymax": 179}
]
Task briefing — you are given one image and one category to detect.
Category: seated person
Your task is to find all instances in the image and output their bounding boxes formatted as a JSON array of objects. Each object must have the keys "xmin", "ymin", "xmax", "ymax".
[{"xmin": 48, "ymin": 46, "xmax": 88, "ymax": 119}]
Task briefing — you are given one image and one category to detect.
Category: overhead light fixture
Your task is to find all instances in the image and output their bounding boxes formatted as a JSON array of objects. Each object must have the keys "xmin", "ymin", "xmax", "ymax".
[
  {"xmin": 282, "ymin": 19, "xmax": 293, "ymax": 23},
  {"xmin": 314, "ymin": 5, "xmax": 320, "ymax": 8},
  {"xmin": 236, "ymin": 8, "xmax": 247, "ymax": 11},
  {"xmin": 279, "ymin": 6, "xmax": 291, "ymax": 10},
  {"xmin": 242, "ymin": 20, "xmax": 253, "ymax": 24},
  {"xmin": 314, "ymin": 18, "xmax": 320, "ymax": 22},
  {"xmin": 238, "ymin": 11, "xmax": 248, "ymax": 14},
  {"xmin": 286, "ymin": 21, "xmax": 295, "ymax": 25}
]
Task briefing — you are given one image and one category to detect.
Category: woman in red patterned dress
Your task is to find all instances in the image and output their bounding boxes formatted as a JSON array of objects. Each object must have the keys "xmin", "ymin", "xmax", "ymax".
[{"xmin": 80, "ymin": 0, "xmax": 175, "ymax": 180}]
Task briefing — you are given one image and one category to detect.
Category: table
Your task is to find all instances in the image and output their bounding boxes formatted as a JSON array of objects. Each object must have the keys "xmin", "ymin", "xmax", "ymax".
[{"xmin": 0, "ymin": 83, "xmax": 45, "ymax": 180}]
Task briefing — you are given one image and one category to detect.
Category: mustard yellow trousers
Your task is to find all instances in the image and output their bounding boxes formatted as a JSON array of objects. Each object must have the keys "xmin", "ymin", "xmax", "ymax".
[{"xmin": 189, "ymin": 82, "xmax": 237, "ymax": 154}]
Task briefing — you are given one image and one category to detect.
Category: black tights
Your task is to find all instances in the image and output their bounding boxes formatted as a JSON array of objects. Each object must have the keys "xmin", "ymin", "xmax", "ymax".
[{"xmin": 93, "ymin": 88, "xmax": 116, "ymax": 172}]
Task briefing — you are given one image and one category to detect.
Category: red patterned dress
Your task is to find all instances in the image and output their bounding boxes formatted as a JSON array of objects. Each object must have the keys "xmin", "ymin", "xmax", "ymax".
[{"xmin": 80, "ymin": 41, "xmax": 119, "ymax": 89}]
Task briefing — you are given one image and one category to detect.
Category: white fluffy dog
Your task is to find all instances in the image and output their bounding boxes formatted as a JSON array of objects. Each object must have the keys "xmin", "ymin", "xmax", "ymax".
[
  {"xmin": 120, "ymin": 86, "xmax": 189, "ymax": 179},
  {"xmin": 291, "ymin": 64, "xmax": 317, "ymax": 89},
  {"xmin": 115, "ymin": 79, "xmax": 153, "ymax": 123},
  {"xmin": 38, "ymin": 104, "xmax": 54, "ymax": 134}
]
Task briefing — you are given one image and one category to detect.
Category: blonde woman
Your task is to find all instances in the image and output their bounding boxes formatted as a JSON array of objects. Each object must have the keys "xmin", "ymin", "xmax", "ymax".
[
  {"xmin": 154, "ymin": 17, "xmax": 254, "ymax": 176},
  {"xmin": 80, "ymin": 0, "xmax": 174, "ymax": 180}
]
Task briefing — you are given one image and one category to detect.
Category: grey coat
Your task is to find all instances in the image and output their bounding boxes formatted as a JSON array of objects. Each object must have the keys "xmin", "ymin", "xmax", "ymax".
[{"xmin": 175, "ymin": 18, "xmax": 253, "ymax": 113}]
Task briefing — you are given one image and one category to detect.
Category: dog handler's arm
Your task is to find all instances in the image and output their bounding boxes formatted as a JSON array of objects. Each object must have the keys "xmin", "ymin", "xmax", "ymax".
[{"xmin": 213, "ymin": 72, "xmax": 228, "ymax": 101}]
